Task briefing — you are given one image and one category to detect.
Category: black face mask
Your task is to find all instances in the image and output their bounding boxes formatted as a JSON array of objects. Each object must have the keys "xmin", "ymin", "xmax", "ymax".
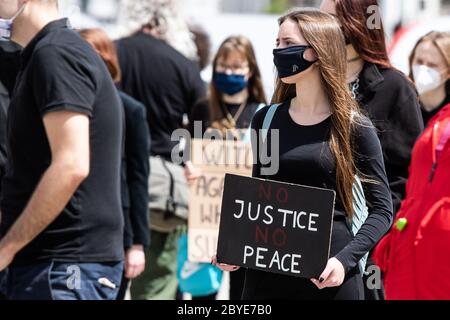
[{"xmin": 273, "ymin": 45, "xmax": 317, "ymax": 79}]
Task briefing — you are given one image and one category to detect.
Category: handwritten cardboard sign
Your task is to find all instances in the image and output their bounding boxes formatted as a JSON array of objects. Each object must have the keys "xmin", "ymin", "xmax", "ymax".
[{"xmin": 188, "ymin": 138, "xmax": 252, "ymax": 263}]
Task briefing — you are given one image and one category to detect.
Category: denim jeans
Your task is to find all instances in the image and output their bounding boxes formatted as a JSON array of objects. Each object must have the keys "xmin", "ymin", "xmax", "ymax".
[{"xmin": 3, "ymin": 261, "xmax": 124, "ymax": 300}]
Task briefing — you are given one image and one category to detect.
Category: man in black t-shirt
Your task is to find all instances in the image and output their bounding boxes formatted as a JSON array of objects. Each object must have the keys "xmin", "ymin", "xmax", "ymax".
[{"xmin": 0, "ymin": 1, "xmax": 124, "ymax": 300}]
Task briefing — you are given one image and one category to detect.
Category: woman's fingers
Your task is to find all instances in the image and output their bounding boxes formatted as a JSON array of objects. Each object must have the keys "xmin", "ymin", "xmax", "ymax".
[
  {"xmin": 311, "ymin": 258, "xmax": 342, "ymax": 289},
  {"xmin": 125, "ymin": 264, "xmax": 137, "ymax": 279},
  {"xmin": 311, "ymin": 271, "xmax": 343, "ymax": 289},
  {"xmin": 217, "ymin": 264, "xmax": 240, "ymax": 272},
  {"xmin": 311, "ymin": 262, "xmax": 333, "ymax": 289},
  {"xmin": 318, "ymin": 271, "xmax": 340, "ymax": 289},
  {"xmin": 318, "ymin": 261, "xmax": 334, "ymax": 284},
  {"xmin": 211, "ymin": 255, "xmax": 240, "ymax": 272},
  {"xmin": 311, "ymin": 278, "xmax": 321, "ymax": 289}
]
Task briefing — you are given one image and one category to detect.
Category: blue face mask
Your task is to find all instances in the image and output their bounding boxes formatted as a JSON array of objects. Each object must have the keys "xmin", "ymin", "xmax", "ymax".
[
  {"xmin": 213, "ymin": 72, "xmax": 248, "ymax": 96},
  {"xmin": 273, "ymin": 45, "xmax": 317, "ymax": 79},
  {"xmin": 0, "ymin": 4, "xmax": 26, "ymax": 41}
]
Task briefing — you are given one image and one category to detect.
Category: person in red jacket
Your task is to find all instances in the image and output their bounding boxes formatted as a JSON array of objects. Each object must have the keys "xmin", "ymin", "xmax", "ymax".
[{"xmin": 374, "ymin": 103, "xmax": 450, "ymax": 300}]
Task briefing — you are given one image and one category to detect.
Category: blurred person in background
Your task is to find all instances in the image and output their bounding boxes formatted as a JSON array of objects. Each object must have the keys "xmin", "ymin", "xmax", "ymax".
[
  {"xmin": 0, "ymin": 34, "xmax": 21, "ymax": 303},
  {"xmin": 116, "ymin": 0, "xmax": 204, "ymax": 163},
  {"xmin": 409, "ymin": 31, "xmax": 450, "ymax": 126},
  {"xmin": 0, "ymin": 40, "xmax": 21, "ymax": 94},
  {"xmin": 188, "ymin": 35, "xmax": 267, "ymax": 300},
  {"xmin": 79, "ymin": 28, "xmax": 151, "ymax": 301},
  {"xmin": 374, "ymin": 101, "xmax": 450, "ymax": 300},
  {"xmin": 320, "ymin": 0, "xmax": 424, "ymax": 300},
  {"xmin": 116, "ymin": 0, "xmax": 205, "ymax": 300},
  {"xmin": 119, "ymin": 0, "xmax": 199, "ymax": 62},
  {"xmin": 0, "ymin": 36, "xmax": 22, "ymax": 208},
  {"xmin": 189, "ymin": 23, "xmax": 212, "ymax": 79},
  {"xmin": 189, "ymin": 36, "xmax": 267, "ymax": 137},
  {"xmin": 373, "ymin": 31, "xmax": 450, "ymax": 300},
  {"xmin": 0, "ymin": 81, "xmax": 8, "ymax": 301},
  {"xmin": 0, "ymin": 81, "xmax": 8, "ymax": 205}
]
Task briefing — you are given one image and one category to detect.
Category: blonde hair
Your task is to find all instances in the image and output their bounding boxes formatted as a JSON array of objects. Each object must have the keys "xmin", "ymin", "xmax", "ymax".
[
  {"xmin": 273, "ymin": 8, "xmax": 362, "ymax": 218},
  {"xmin": 409, "ymin": 31, "xmax": 450, "ymax": 93}
]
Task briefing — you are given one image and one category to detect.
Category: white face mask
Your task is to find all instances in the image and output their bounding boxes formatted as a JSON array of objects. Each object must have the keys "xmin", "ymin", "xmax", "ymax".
[
  {"xmin": 412, "ymin": 64, "xmax": 444, "ymax": 95},
  {"xmin": 0, "ymin": 3, "xmax": 26, "ymax": 41}
]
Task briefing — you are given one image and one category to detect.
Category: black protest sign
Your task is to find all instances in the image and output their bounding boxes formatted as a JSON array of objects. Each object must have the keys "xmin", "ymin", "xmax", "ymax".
[{"xmin": 217, "ymin": 174, "xmax": 335, "ymax": 279}]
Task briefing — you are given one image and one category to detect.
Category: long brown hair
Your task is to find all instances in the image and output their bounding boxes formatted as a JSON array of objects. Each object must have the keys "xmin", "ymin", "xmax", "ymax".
[
  {"xmin": 409, "ymin": 31, "xmax": 450, "ymax": 94},
  {"xmin": 273, "ymin": 8, "xmax": 361, "ymax": 218},
  {"xmin": 335, "ymin": 0, "xmax": 392, "ymax": 69},
  {"xmin": 79, "ymin": 28, "xmax": 122, "ymax": 83},
  {"xmin": 209, "ymin": 36, "xmax": 267, "ymax": 129}
]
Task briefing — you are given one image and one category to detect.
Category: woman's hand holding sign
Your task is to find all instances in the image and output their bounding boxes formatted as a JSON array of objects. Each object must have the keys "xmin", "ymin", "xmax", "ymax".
[
  {"xmin": 311, "ymin": 257, "xmax": 345, "ymax": 289},
  {"xmin": 211, "ymin": 255, "xmax": 240, "ymax": 272}
]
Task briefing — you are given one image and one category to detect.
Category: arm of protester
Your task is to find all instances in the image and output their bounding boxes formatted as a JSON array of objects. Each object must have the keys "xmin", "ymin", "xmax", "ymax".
[
  {"xmin": 311, "ymin": 119, "xmax": 393, "ymax": 289},
  {"xmin": 0, "ymin": 111, "xmax": 90, "ymax": 271}
]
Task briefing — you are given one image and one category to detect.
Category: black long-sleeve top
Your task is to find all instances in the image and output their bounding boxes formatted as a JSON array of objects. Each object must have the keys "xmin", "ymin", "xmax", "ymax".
[
  {"xmin": 0, "ymin": 82, "xmax": 8, "ymax": 195},
  {"xmin": 0, "ymin": 42, "xmax": 21, "ymax": 95},
  {"xmin": 250, "ymin": 101, "xmax": 393, "ymax": 274},
  {"xmin": 355, "ymin": 63, "xmax": 423, "ymax": 214},
  {"xmin": 188, "ymin": 98, "xmax": 261, "ymax": 135},
  {"xmin": 421, "ymin": 93, "xmax": 450, "ymax": 127},
  {"xmin": 119, "ymin": 91, "xmax": 151, "ymax": 249},
  {"xmin": 0, "ymin": 43, "xmax": 21, "ymax": 198}
]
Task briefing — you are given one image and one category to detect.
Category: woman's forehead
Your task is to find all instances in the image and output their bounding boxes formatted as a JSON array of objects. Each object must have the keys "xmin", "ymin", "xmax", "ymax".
[
  {"xmin": 277, "ymin": 20, "xmax": 308, "ymax": 46},
  {"xmin": 279, "ymin": 19, "xmax": 300, "ymax": 35},
  {"xmin": 217, "ymin": 50, "xmax": 247, "ymax": 63},
  {"xmin": 415, "ymin": 41, "xmax": 446, "ymax": 65},
  {"xmin": 278, "ymin": 20, "xmax": 304, "ymax": 39}
]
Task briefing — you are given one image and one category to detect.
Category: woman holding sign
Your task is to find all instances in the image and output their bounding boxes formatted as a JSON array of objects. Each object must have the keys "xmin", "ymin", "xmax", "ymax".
[
  {"xmin": 187, "ymin": 36, "xmax": 267, "ymax": 300},
  {"xmin": 213, "ymin": 8, "xmax": 393, "ymax": 300}
]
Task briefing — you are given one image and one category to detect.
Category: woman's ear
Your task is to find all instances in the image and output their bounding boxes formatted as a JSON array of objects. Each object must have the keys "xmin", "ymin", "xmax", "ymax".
[{"xmin": 304, "ymin": 48, "xmax": 318, "ymax": 62}]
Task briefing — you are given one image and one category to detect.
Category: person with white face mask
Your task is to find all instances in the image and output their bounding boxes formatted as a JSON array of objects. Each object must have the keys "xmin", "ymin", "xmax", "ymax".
[{"xmin": 410, "ymin": 31, "xmax": 450, "ymax": 126}]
